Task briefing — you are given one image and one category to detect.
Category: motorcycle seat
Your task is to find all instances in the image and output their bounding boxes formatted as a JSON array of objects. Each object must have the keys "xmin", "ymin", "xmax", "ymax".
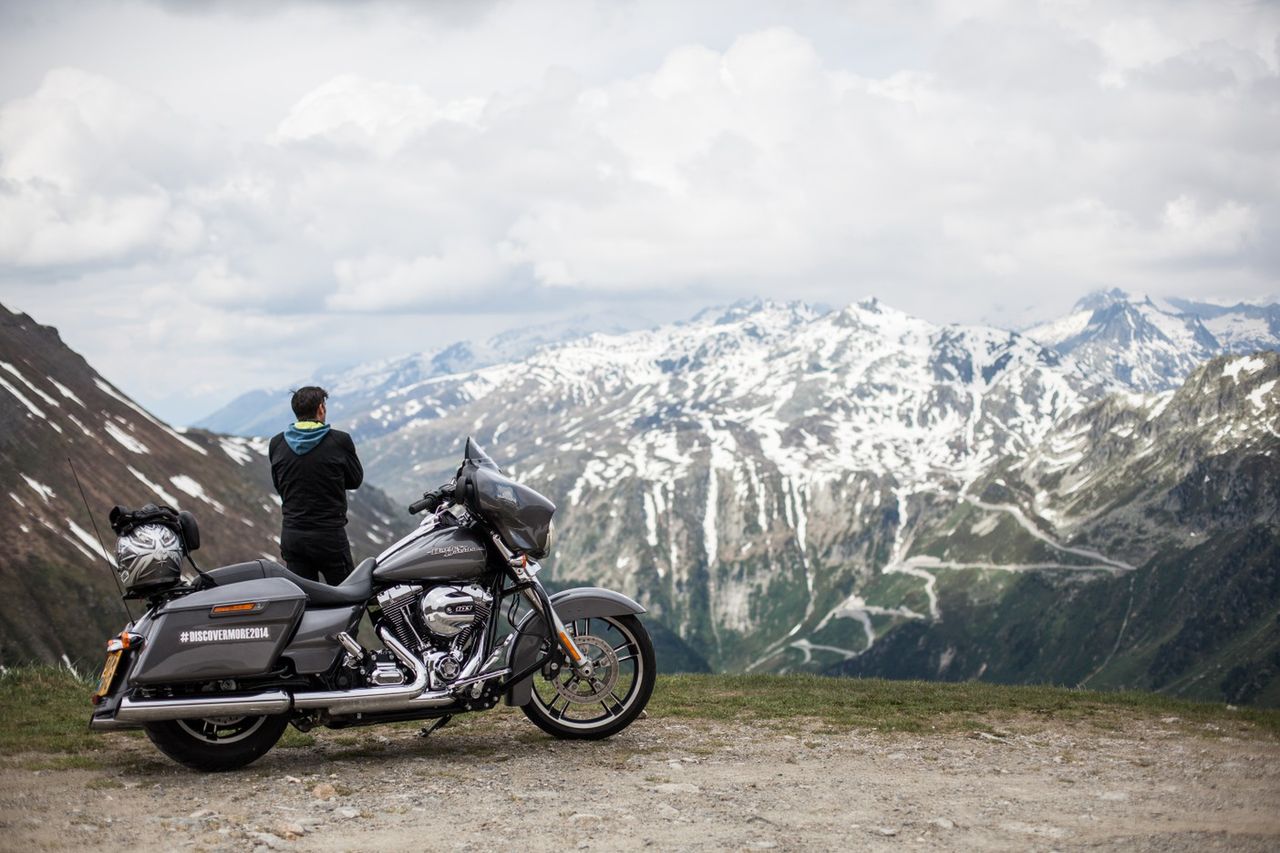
[{"xmin": 203, "ymin": 557, "xmax": 376, "ymax": 606}]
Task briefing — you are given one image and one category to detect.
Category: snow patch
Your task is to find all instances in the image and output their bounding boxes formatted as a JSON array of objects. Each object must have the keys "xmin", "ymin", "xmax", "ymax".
[
  {"xmin": 50, "ymin": 379, "xmax": 85, "ymax": 407},
  {"xmin": 66, "ymin": 518, "xmax": 112, "ymax": 561},
  {"xmin": 0, "ymin": 375, "xmax": 46, "ymax": 419},
  {"xmin": 127, "ymin": 466, "xmax": 180, "ymax": 506},
  {"xmin": 0, "ymin": 362, "xmax": 59, "ymax": 407},
  {"xmin": 93, "ymin": 378, "xmax": 208, "ymax": 455},
  {"xmin": 1222, "ymin": 356, "xmax": 1266, "ymax": 382},
  {"xmin": 103, "ymin": 421, "xmax": 150, "ymax": 454},
  {"xmin": 1247, "ymin": 380, "xmax": 1276, "ymax": 411},
  {"xmin": 170, "ymin": 475, "xmax": 226, "ymax": 512},
  {"xmin": 219, "ymin": 436, "xmax": 268, "ymax": 466},
  {"xmin": 21, "ymin": 475, "xmax": 54, "ymax": 502}
]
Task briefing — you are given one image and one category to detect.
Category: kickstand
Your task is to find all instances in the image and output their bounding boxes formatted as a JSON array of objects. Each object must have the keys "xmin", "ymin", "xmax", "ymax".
[{"xmin": 418, "ymin": 715, "xmax": 452, "ymax": 738}]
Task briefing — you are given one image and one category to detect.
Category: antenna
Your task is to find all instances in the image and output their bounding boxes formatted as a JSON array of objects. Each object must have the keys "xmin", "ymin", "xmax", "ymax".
[{"xmin": 67, "ymin": 458, "xmax": 133, "ymax": 623}]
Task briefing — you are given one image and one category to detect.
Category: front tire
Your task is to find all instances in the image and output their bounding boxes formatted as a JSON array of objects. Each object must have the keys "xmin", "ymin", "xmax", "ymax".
[
  {"xmin": 144, "ymin": 714, "xmax": 288, "ymax": 772},
  {"xmin": 521, "ymin": 614, "xmax": 655, "ymax": 740}
]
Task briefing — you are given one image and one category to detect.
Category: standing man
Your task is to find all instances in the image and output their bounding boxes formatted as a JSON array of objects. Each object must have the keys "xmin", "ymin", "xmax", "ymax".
[{"xmin": 269, "ymin": 386, "xmax": 364, "ymax": 585}]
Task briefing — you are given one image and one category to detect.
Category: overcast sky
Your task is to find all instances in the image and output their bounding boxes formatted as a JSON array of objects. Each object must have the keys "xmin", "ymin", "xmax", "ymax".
[{"xmin": 1, "ymin": 0, "xmax": 1277, "ymax": 424}]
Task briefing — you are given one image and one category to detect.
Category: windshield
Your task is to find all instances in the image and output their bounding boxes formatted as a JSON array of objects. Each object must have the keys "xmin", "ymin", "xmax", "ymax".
[
  {"xmin": 458, "ymin": 436, "xmax": 556, "ymax": 558},
  {"xmin": 463, "ymin": 436, "xmax": 501, "ymax": 472}
]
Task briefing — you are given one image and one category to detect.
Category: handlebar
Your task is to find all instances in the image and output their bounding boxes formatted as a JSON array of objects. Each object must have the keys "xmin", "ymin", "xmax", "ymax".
[{"xmin": 408, "ymin": 482, "xmax": 456, "ymax": 515}]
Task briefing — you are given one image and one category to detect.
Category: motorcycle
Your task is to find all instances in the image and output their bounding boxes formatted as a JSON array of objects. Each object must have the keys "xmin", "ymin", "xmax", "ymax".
[{"xmin": 88, "ymin": 438, "xmax": 656, "ymax": 771}]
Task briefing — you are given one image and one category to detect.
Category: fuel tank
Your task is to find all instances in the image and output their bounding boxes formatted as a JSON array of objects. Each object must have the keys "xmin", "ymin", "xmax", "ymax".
[{"xmin": 374, "ymin": 523, "xmax": 489, "ymax": 582}]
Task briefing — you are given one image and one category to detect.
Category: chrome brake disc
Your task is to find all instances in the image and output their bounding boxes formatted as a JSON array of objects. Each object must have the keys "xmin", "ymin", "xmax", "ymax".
[{"xmin": 552, "ymin": 635, "xmax": 619, "ymax": 704}]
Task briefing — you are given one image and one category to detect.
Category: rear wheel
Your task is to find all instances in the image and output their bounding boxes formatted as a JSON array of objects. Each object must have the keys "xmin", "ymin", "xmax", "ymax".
[
  {"xmin": 521, "ymin": 614, "xmax": 655, "ymax": 740},
  {"xmin": 144, "ymin": 714, "xmax": 288, "ymax": 772}
]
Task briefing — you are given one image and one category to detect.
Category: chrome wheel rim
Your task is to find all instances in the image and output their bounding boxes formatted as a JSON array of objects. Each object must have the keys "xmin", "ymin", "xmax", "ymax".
[
  {"xmin": 175, "ymin": 715, "xmax": 268, "ymax": 745},
  {"xmin": 530, "ymin": 616, "xmax": 645, "ymax": 731}
]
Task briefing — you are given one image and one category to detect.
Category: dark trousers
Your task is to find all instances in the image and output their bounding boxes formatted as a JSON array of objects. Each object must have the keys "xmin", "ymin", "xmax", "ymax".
[{"xmin": 281, "ymin": 526, "xmax": 355, "ymax": 585}]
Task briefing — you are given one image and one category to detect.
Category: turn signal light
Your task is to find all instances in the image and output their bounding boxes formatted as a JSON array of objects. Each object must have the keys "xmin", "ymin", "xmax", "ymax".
[{"xmin": 211, "ymin": 602, "xmax": 260, "ymax": 615}]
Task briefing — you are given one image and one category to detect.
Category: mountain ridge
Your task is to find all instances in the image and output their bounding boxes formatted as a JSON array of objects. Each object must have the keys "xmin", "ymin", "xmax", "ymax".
[{"xmin": 0, "ymin": 304, "xmax": 411, "ymax": 666}]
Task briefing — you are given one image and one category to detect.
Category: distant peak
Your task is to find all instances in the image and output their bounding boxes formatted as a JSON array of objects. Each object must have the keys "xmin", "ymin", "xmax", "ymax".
[
  {"xmin": 694, "ymin": 298, "xmax": 820, "ymax": 326},
  {"xmin": 1074, "ymin": 288, "xmax": 1131, "ymax": 313}
]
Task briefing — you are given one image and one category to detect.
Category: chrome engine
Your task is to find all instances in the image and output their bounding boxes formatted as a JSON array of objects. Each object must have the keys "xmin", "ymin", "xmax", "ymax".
[{"xmin": 375, "ymin": 584, "xmax": 492, "ymax": 688}]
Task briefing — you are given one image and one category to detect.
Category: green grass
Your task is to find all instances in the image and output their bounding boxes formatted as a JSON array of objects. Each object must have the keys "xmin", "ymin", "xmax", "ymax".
[
  {"xmin": 2, "ymin": 667, "xmax": 1276, "ymax": 764},
  {"xmin": 649, "ymin": 673, "xmax": 1280, "ymax": 736},
  {"xmin": 0, "ymin": 666, "xmax": 104, "ymax": 755}
]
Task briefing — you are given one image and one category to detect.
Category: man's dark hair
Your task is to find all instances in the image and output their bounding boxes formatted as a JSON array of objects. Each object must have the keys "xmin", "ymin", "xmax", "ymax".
[{"xmin": 291, "ymin": 386, "xmax": 328, "ymax": 420}]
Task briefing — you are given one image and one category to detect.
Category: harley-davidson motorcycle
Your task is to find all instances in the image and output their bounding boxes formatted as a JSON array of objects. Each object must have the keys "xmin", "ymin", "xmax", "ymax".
[{"xmin": 88, "ymin": 438, "xmax": 655, "ymax": 771}]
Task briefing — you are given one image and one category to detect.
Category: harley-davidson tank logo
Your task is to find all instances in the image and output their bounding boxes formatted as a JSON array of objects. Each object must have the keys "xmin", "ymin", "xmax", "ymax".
[
  {"xmin": 179, "ymin": 627, "xmax": 271, "ymax": 644},
  {"xmin": 425, "ymin": 543, "xmax": 484, "ymax": 558}
]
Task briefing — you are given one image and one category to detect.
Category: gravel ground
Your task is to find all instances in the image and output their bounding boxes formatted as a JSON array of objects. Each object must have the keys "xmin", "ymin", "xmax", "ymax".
[{"xmin": 1, "ymin": 708, "xmax": 1278, "ymax": 851}]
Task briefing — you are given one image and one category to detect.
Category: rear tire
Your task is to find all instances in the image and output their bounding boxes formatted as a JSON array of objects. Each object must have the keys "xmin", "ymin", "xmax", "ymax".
[
  {"xmin": 521, "ymin": 614, "xmax": 655, "ymax": 740},
  {"xmin": 144, "ymin": 714, "xmax": 288, "ymax": 772}
]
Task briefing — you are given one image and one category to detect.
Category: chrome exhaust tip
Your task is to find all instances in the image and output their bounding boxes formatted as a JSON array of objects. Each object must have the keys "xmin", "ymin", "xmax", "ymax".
[{"xmin": 88, "ymin": 715, "xmax": 143, "ymax": 731}]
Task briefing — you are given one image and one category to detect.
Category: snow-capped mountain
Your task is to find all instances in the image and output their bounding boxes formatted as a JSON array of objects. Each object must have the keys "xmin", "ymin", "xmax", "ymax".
[
  {"xmin": 0, "ymin": 304, "xmax": 409, "ymax": 666},
  {"xmin": 197, "ymin": 312, "xmax": 643, "ymax": 439},
  {"xmin": 337, "ymin": 300, "xmax": 1108, "ymax": 670},
  {"xmin": 356, "ymin": 299, "xmax": 1103, "ymax": 500},
  {"xmin": 337, "ymin": 298, "xmax": 1277, "ymax": 703},
  {"xmin": 1166, "ymin": 296, "xmax": 1280, "ymax": 354},
  {"xmin": 15, "ymin": 292, "xmax": 1277, "ymax": 703},
  {"xmin": 837, "ymin": 352, "xmax": 1280, "ymax": 705},
  {"xmin": 1024, "ymin": 289, "xmax": 1280, "ymax": 391}
]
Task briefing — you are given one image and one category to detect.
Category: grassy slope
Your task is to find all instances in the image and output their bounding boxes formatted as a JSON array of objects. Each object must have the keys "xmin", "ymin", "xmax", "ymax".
[{"xmin": 2, "ymin": 668, "xmax": 1275, "ymax": 764}]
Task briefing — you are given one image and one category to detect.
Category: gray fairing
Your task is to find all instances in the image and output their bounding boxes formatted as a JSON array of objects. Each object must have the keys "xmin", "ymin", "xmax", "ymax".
[
  {"xmin": 129, "ymin": 578, "xmax": 305, "ymax": 685},
  {"xmin": 504, "ymin": 587, "xmax": 645, "ymax": 706},
  {"xmin": 374, "ymin": 523, "xmax": 488, "ymax": 582}
]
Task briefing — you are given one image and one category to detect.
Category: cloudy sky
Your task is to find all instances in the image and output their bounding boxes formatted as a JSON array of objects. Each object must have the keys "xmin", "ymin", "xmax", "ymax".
[{"xmin": 1, "ymin": 0, "xmax": 1277, "ymax": 424}]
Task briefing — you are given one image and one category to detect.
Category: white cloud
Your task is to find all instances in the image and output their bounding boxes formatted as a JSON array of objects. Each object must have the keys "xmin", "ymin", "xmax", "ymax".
[
  {"xmin": 329, "ymin": 245, "xmax": 512, "ymax": 311},
  {"xmin": 0, "ymin": 67, "xmax": 210, "ymax": 268},
  {"xmin": 273, "ymin": 74, "xmax": 485, "ymax": 157},
  {"xmin": 0, "ymin": 0, "xmax": 1277, "ymax": 422}
]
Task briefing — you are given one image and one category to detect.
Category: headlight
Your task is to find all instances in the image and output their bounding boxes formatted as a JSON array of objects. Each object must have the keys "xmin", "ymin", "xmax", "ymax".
[{"xmin": 542, "ymin": 519, "xmax": 555, "ymax": 555}]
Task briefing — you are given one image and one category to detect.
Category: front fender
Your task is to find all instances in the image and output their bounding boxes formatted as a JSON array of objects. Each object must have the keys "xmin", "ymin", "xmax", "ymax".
[{"xmin": 504, "ymin": 587, "xmax": 645, "ymax": 707}]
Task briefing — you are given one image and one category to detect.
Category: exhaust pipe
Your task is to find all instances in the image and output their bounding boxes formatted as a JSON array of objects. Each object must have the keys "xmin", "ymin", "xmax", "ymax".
[
  {"xmin": 116, "ymin": 689, "xmax": 291, "ymax": 722},
  {"xmin": 293, "ymin": 627, "xmax": 431, "ymax": 714},
  {"xmin": 88, "ymin": 715, "xmax": 142, "ymax": 732}
]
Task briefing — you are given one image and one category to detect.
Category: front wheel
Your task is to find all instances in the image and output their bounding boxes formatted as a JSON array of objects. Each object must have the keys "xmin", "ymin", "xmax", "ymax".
[
  {"xmin": 522, "ymin": 614, "xmax": 655, "ymax": 740},
  {"xmin": 144, "ymin": 714, "xmax": 288, "ymax": 771}
]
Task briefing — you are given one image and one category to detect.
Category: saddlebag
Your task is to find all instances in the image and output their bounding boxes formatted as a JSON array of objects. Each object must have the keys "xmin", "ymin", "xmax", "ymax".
[{"xmin": 129, "ymin": 578, "xmax": 305, "ymax": 685}]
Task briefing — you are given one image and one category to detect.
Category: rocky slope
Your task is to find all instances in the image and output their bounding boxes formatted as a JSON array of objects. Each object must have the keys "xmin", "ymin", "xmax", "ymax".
[
  {"xmin": 0, "ymin": 305, "xmax": 409, "ymax": 667},
  {"xmin": 833, "ymin": 352, "xmax": 1280, "ymax": 705}
]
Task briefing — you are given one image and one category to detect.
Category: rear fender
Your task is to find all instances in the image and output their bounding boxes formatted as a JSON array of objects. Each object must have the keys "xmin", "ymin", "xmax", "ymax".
[{"xmin": 504, "ymin": 587, "xmax": 645, "ymax": 707}]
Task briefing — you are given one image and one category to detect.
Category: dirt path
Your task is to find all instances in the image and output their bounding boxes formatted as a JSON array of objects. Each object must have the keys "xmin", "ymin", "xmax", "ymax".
[{"xmin": 2, "ymin": 709, "xmax": 1278, "ymax": 851}]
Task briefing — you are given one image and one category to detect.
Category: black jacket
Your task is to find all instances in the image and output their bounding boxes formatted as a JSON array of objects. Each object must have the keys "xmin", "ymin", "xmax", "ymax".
[{"xmin": 269, "ymin": 427, "xmax": 363, "ymax": 530}]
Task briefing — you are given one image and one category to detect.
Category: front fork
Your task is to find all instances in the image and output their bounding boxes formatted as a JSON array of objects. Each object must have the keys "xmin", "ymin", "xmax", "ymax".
[{"xmin": 494, "ymin": 536, "xmax": 592, "ymax": 678}]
